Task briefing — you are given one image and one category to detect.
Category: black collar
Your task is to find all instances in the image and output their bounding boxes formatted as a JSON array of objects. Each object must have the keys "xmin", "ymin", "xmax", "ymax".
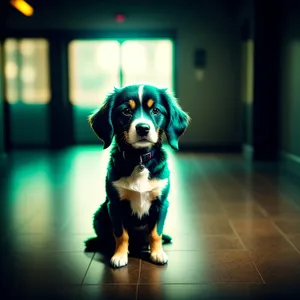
[{"xmin": 121, "ymin": 148, "xmax": 157, "ymax": 165}]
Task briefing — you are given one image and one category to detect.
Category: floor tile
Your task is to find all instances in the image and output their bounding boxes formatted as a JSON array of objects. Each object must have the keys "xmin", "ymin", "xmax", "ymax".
[
  {"xmin": 230, "ymin": 220, "xmax": 280, "ymax": 236},
  {"xmin": 10, "ymin": 233, "xmax": 89, "ymax": 252},
  {"xmin": 222, "ymin": 203, "xmax": 266, "ymax": 219},
  {"xmin": 239, "ymin": 234, "xmax": 296, "ymax": 252},
  {"xmin": 137, "ymin": 284, "xmax": 267, "ymax": 300},
  {"xmin": 256, "ymin": 200, "xmax": 300, "ymax": 218},
  {"xmin": 250, "ymin": 251, "xmax": 300, "ymax": 284},
  {"xmin": 197, "ymin": 217, "xmax": 235, "ymax": 235},
  {"xmin": 164, "ymin": 234, "xmax": 243, "ymax": 251},
  {"xmin": 2, "ymin": 148, "xmax": 300, "ymax": 296},
  {"xmin": 78, "ymin": 285, "xmax": 137, "ymax": 300},
  {"xmin": 83, "ymin": 253, "xmax": 140, "ymax": 284},
  {"xmin": 274, "ymin": 220, "xmax": 300, "ymax": 234},
  {"xmin": 139, "ymin": 251, "xmax": 262, "ymax": 284},
  {"xmin": 9, "ymin": 286, "xmax": 79, "ymax": 300},
  {"xmin": 287, "ymin": 234, "xmax": 300, "ymax": 251},
  {"xmin": 9, "ymin": 251, "xmax": 93, "ymax": 287}
]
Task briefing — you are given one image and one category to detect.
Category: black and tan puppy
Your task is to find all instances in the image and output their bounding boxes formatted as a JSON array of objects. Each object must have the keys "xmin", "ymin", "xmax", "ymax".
[{"xmin": 88, "ymin": 84, "xmax": 190, "ymax": 268}]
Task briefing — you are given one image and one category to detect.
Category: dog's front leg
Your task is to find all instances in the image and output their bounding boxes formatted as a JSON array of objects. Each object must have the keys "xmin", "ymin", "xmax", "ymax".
[
  {"xmin": 108, "ymin": 201, "xmax": 129, "ymax": 268},
  {"xmin": 149, "ymin": 200, "xmax": 169, "ymax": 265},
  {"xmin": 111, "ymin": 227, "xmax": 129, "ymax": 268}
]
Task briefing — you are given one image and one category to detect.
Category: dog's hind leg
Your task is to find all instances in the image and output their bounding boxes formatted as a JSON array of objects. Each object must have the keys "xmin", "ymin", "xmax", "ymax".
[
  {"xmin": 93, "ymin": 201, "xmax": 113, "ymax": 237},
  {"xmin": 85, "ymin": 201, "xmax": 115, "ymax": 253}
]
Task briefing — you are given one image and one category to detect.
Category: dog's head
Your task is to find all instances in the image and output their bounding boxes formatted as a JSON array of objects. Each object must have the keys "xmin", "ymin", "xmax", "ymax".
[{"xmin": 88, "ymin": 84, "xmax": 190, "ymax": 150}]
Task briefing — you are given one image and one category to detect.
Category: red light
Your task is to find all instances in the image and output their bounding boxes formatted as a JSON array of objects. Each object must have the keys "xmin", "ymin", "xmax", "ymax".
[{"xmin": 115, "ymin": 14, "xmax": 126, "ymax": 22}]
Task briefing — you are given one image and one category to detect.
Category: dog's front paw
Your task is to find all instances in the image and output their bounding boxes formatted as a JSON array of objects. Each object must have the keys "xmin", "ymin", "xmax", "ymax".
[
  {"xmin": 110, "ymin": 253, "xmax": 128, "ymax": 268},
  {"xmin": 150, "ymin": 250, "xmax": 168, "ymax": 265}
]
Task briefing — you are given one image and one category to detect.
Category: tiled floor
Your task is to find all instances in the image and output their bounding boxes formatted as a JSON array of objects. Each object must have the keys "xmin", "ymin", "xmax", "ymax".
[{"xmin": 1, "ymin": 146, "xmax": 300, "ymax": 299}]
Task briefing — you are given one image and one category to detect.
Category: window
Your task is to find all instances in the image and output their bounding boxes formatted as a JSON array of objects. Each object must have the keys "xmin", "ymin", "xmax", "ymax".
[
  {"xmin": 122, "ymin": 39, "xmax": 173, "ymax": 90},
  {"xmin": 68, "ymin": 40, "xmax": 120, "ymax": 106},
  {"xmin": 4, "ymin": 38, "xmax": 50, "ymax": 104},
  {"xmin": 68, "ymin": 39, "xmax": 174, "ymax": 106}
]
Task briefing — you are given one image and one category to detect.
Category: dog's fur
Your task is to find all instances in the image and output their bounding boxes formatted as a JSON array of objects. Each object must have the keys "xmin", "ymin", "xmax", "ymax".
[{"xmin": 88, "ymin": 84, "xmax": 190, "ymax": 268}]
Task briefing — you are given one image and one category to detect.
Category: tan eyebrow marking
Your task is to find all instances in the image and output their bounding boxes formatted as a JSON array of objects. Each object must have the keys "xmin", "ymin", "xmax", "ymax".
[
  {"xmin": 129, "ymin": 99, "xmax": 136, "ymax": 110},
  {"xmin": 147, "ymin": 99, "xmax": 154, "ymax": 108}
]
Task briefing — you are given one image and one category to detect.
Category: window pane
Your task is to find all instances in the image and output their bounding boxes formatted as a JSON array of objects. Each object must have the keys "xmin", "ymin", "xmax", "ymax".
[
  {"xmin": 69, "ymin": 40, "xmax": 120, "ymax": 106},
  {"xmin": 122, "ymin": 40, "xmax": 173, "ymax": 91},
  {"xmin": 4, "ymin": 38, "xmax": 50, "ymax": 104},
  {"xmin": 4, "ymin": 39, "xmax": 18, "ymax": 103}
]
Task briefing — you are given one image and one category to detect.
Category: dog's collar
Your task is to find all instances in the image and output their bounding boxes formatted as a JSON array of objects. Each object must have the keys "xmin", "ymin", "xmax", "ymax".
[{"xmin": 121, "ymin": 149, "xmax": 156, "ymax": 165}]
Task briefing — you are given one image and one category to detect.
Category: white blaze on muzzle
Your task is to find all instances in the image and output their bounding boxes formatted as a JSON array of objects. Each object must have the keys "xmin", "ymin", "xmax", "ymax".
[{"xmin": 127, "ymin": 117, "xmax": 158, "ymax": 148}]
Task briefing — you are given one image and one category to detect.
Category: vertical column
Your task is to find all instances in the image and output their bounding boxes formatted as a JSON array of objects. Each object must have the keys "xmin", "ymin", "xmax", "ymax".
[
  {"xmin": 0, "ymin": 1, "xmax": 9, "ymax": 154},
  {"xmin": 252, "ymin": 0, "xmax": 281, "ymax": 160},
  {"xmin": 49, "ymin": 36, "xmax": 74, "ymax": 149}
]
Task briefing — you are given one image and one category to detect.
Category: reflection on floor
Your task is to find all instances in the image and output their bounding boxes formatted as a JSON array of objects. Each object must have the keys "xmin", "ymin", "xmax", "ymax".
[{"xmin": 1, "ymin": 146, "xmax": 300, "ymax": 299}]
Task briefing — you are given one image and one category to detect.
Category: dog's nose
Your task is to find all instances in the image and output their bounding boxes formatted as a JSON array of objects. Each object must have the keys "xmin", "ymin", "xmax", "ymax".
[{"xmin": 136, "ymin": 123, "xmax": 150, "ymax": 136}]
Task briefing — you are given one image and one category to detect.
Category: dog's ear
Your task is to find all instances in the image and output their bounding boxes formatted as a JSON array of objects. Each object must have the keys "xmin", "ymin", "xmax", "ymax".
[
  {"xmin": 160, "ymin": 88, "xmax": 191, "ymax": 150},
  {"xmin": 88, "ymin": 92, "xmax": 116, "ymax": 149}
]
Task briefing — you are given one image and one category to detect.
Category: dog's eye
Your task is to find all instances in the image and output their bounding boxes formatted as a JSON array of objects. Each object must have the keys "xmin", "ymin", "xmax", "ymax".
[
  {"xmin": 152, "ymin": 107, "xmax": 160, "ymax": 115},
  {"xmin": 122, "ymin": 108, "xmax": 132, "ymax": 116}
]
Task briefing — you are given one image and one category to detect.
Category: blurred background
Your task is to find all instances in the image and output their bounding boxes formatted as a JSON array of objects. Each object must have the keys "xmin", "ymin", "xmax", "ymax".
[
  {"xmin": 1, "ymin": 1, "xmax": 300, "ymax": 299},
  {"xmin": 0, "ymin": 0, "xmax": 298, "ymax": 171}
]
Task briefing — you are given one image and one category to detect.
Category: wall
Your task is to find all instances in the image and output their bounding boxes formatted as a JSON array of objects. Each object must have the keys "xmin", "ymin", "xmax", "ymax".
[
  {"xmin": 279, "ymin": 0, "xmax": 300, "ymax": 175},
  {"xmin": 4, "ymin": 0, "xmax": 241, "ymax": 149}
]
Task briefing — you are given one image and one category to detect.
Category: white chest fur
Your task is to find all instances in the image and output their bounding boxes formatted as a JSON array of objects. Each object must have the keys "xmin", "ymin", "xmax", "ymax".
[{"xmin": 112, "ymin": 166, "xmax": 168, "ymax": 219}]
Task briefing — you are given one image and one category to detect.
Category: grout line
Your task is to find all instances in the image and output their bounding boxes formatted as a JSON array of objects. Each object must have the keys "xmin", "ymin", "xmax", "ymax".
[
  {"xmin": 250, "ymin": 261, "xmax": 266, "ymax": 284},
  {"xmin": 227, "ymin": 220, "xmax": 247, "ymax": 251},
  {"xmin": 254, "ymin": 203, "xmax": 270, "ymax": 218},
  {"xmin": 80, "ymin": 252, "xmax": 95, "ymax": 285},
  {"xmin": 227, "ymin": 220, "xmax": 266, "ymax": 284},
  {"xmin": 135, "ymin": 260, "xmax": 142, "ymax": 300},
  {"xmin": 138, "ymin": 259, "xmax": 142, "ymax": 283},
  {"xmin": 269, "ymin": 220, "xmax": 300, "ymax": 255},
  {"xmin": 135, "ymin": 283, "xmax": 139, "ymax": 300}
]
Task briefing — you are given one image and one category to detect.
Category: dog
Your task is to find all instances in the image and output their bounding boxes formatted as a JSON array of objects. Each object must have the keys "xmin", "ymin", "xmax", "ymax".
[{"xmin": 88, "ymin": 84, "xmax": 190, "ymax": 268}]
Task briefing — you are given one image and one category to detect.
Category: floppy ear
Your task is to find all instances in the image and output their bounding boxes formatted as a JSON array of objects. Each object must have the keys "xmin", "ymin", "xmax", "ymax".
[
  {"xmin": 88, "ymin": 93, "xmax": 115, "ymax": 149},
  {"xmin": 160, "ymin": 88, "xmax": 191, "ymax": 150}
]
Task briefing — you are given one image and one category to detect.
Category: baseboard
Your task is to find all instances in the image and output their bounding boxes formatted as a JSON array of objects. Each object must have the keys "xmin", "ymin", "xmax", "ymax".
[
  {"xmin": 280, "ymin": 151, "xmax": 300, "ymax": 178},
  {"xmin": 242, "ymin": 144, "xmax": 254, "ymax": 160}
]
